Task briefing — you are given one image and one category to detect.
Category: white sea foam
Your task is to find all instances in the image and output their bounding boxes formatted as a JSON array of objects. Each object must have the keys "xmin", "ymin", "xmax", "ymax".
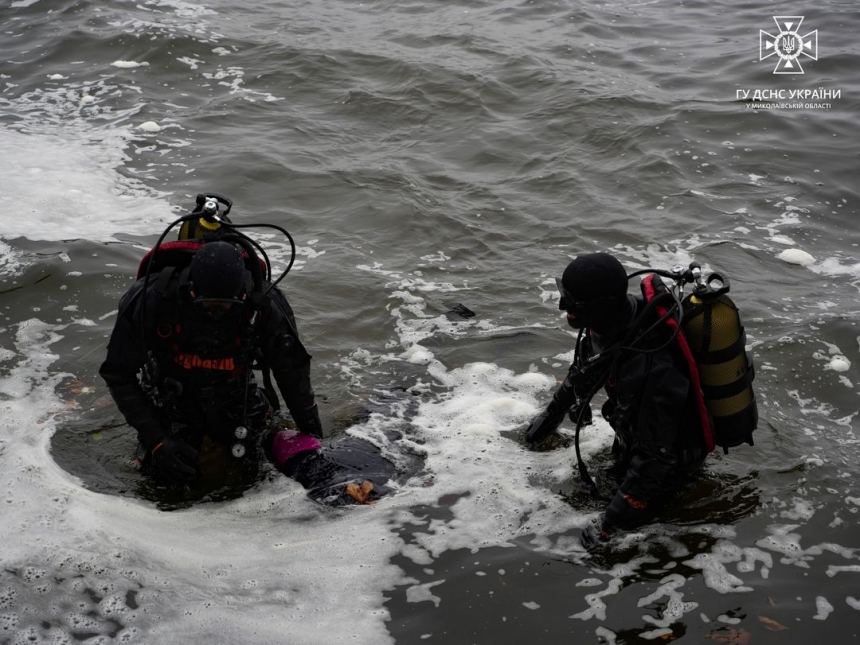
[
  {"xmin": 637, "ymin": 574, "xmax": 698, "ymax": 628},
  {"xmin": 405, "ymin": 580, "xmax": 445, "ymax": 607},
  {"xmin": 0, "ymin": 239, "xmax": 26, "ymax": 277},
  {"xmin": 570, "ymin": 578, "xmax": 624, "ymax": 621},
  {"xmin": 812, "ymin": 256, "xmax": 860, "ymax": 279},
  {"xmin": 141, "ymin": 0, "xmax": 218, "ymax": 19},
  {"xmin": 777, "ymin": 249, "xmax": 815, "ymax": 266},
  {"xmin": 683, "ymin": 542, "xmax": 753, "ymax": 594},
  {"xmin": 828, "ymin": 356, "xmax": 851, "ymax": 373},
  {"xmin": 1, "ymin": 129, "xmax": 173, "ymax": 245},
  {"xmin": 611, "ymin": 242, "xmax": 700, "ymax": 275},
  {"xmin": 111, "ymin": 60, "xmax": 150, "ymax": 68},
  {"xmin": 814, "ymin": 596, "xmax": 834, "ymax": 620}
]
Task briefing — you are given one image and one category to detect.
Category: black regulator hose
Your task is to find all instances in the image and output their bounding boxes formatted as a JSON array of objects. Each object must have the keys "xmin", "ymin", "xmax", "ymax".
[
  {"xmin": 227, "ymin": 222, "xmax": 297, "ymax": 294},
  {"xmin": 217, "ymin": 233, "xmax": 265, "ymax": 295}
]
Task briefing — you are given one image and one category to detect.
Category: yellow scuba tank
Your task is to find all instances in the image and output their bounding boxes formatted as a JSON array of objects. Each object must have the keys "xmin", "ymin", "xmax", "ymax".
[
  {"xmin": 682, "ymin": 272, "xmax": 757, "ymax": 452},
  {"xmin": 179, "ymin": 214, "xmax": 221, "ymax": 240}
]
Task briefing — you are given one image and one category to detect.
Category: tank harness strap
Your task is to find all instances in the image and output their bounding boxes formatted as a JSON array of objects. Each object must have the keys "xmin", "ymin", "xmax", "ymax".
[
  {"xmin": 150, "ymin": 267, "xmax": 181, "ymax": 339},
  {"xmin": 256, "ymin": 351, "xmax": 281, "ymax": 412},
  {"xmin": 700, "ymin": 361, "xmax": 756, "ymax": 400},
  {"xmin": 641, "ymin": 274, "xmax": 715, "ymax": 453},
  {"xmin": 154, "ymin": 266, "xmax": 176, "ymax": 296},
  {"xmin": 694, "ymin": 334, "xmax": 747, "ymax": 365},
  {"xmin": 684, "ymin": 301, "xmax": 747, "ymax": 365}
]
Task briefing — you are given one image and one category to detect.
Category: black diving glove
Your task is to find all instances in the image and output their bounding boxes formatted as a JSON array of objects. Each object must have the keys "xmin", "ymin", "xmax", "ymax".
[
  {"xmin": 602, "ymin": 491, "xmax": 651, "ymax": 533},
  {"xmin": 151, "ymin": 437, "xmax": 199, "ymax": 484},
  {"xmin": 525, "ymin": 406, "xmax": 566, "ymax": 445},
  {"xmin": 525, "ymin": 367, "xmax": 582, "ymax": 445}
]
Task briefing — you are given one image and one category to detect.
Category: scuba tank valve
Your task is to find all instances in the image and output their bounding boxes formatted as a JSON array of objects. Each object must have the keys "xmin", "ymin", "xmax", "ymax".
[{"xmin": 178, "ymin": 193, "xmax": 234, "ymax": 241}]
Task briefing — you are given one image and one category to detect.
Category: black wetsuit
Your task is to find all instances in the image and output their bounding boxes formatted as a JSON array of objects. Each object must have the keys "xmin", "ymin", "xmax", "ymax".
[{"xmin": 584, "ymin": 295, "xmax": 707, "ymax": 531}]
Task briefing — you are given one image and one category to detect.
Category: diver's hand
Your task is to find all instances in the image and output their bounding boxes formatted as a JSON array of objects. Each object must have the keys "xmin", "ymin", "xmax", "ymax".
[
  {"xmin": 151, "ymin": 437, "xmax": 198, "ymax": 484},
  {"xmin": 525, "ymin": 408, "xmax": 564, "ymax": 445},
  {"xmin": 526, "ymin": 376, "xmax": 579, "ymax": 445},
  {"xmin": 293, "ymin": 402, "xmax": 323, "ymax": 439},
  {"xmin": 602, "ymin": 492, "xmax": 650, "ymax": 532}
]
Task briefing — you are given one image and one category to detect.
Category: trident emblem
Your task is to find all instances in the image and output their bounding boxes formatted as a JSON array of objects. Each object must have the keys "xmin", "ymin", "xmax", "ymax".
[{"xmin": 760, "ymin": 16, "xmax": 818, "ymax": 74}]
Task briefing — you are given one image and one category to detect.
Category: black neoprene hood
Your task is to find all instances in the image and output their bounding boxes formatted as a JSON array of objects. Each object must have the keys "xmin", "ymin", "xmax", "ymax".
[
  {"xmin": 561, "ymin": 252, "xmax": 628, "ymax": 302},
  {"xmin": 189, "ymin": 241, "xmax": 246, "ymax": 299}
]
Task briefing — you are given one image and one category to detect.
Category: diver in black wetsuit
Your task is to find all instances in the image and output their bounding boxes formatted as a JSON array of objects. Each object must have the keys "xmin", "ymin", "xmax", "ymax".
[
  {"xmin": 525, "ymin": 253, "xmax": 707, "ymax": 544},
  {"xmin": 100, "ymin": 231, "xmax": 377, "ymax": 505}
]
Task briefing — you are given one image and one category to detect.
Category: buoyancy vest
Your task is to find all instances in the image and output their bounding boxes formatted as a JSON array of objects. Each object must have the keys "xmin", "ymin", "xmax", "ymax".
[{"xmin": 640, "ymin": 273, "xmax": 757, "ymax": 454}]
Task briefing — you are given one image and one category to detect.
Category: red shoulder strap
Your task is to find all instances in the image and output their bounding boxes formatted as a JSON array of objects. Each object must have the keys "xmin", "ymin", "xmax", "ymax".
[
  {"xmin": 136, "ymin": 240, "xmax": 267, "ymax": 280},
  {"xmin": 136, "ymin": 240, "xmax": 204, "ymax": 279},
  {"xmin": 642, "ymin": 274, "xmax": 715, "ymax": 453}
]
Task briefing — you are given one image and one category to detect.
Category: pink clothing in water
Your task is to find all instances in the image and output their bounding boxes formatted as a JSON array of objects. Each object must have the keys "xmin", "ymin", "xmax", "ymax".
[{"xmin": 270, "ymin": 429, "xmax": 322, "ymax": 468}]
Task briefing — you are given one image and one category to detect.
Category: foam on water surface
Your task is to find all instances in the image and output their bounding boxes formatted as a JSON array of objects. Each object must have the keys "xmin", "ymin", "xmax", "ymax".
[
  {"xmin": 778, "ymin": 248, "xmax": 816, "ymax": 266},
  {"xmin": 0, "ymin": 130, "xmax": 172, "ymax": 245}
]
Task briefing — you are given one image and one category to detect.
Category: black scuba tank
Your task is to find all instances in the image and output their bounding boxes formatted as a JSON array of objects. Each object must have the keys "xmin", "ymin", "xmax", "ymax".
[{"xmin": 681, "ymin": 273, "xmax": 758, "ymax": 452}]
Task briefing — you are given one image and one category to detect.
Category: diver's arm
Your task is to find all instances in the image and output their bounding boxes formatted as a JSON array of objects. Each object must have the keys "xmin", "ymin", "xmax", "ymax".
[
  {"xmin": 525, "ymin": 364, "xmax": 580, "ymax": 444},
  {"xmin": 263, "ymin": 288, "xmax": 323, "ymax": 438},
  {"xmin": 272, "ymin": 358, "xmax": 323, "ymax": 438},
  {"xmin": 602, "ymin": 351, "xmax": 689, "ymax": 531},
  {"xmin": 526, "ymin": 334, "xmax": 598, "ymax": 444},
  {"xmin": 98, "ymin": 286, "xmax": 166, "ymax": 450}
]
